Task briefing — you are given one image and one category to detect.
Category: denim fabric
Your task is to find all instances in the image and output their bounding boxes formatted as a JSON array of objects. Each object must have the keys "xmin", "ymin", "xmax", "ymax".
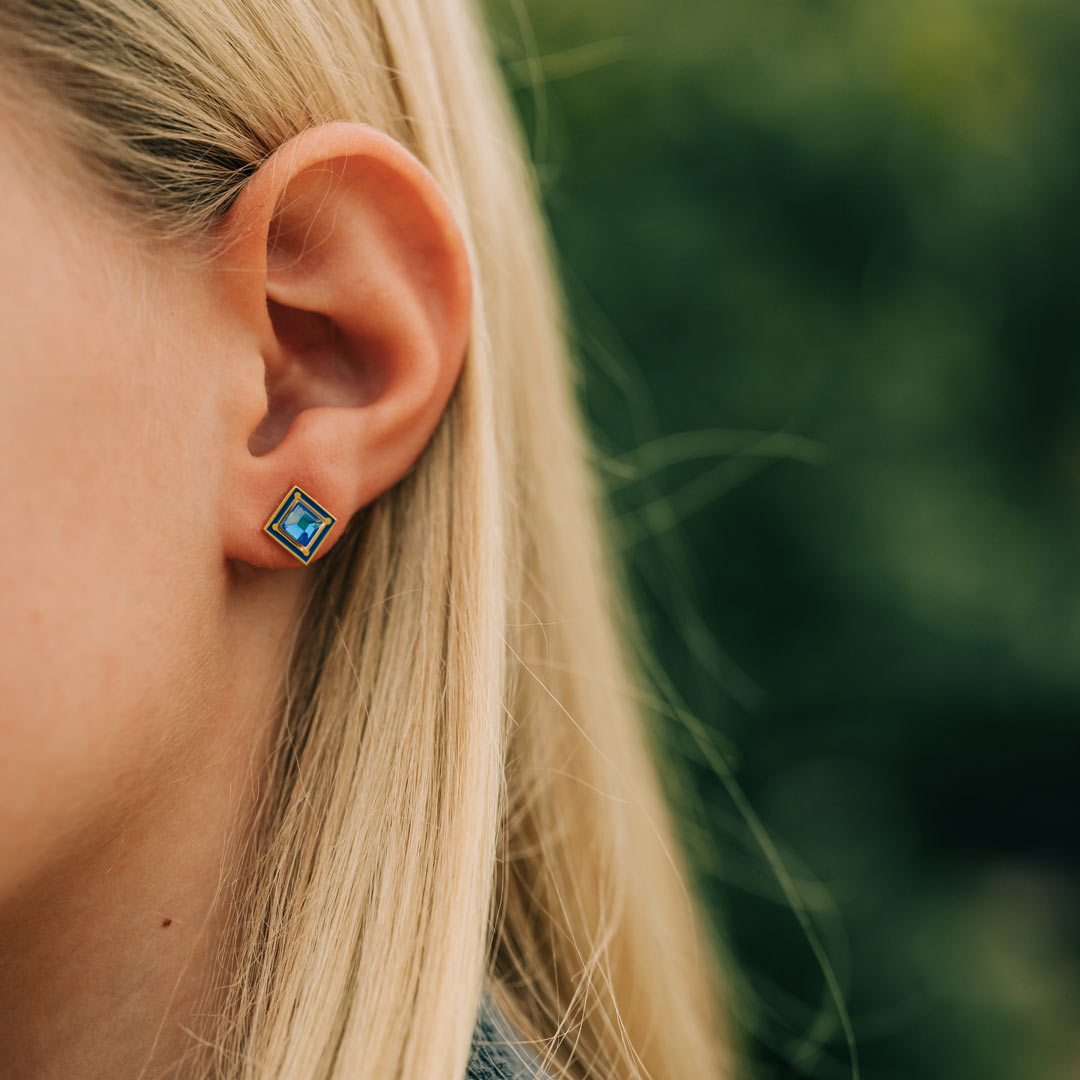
[{"xmin": 465, "ymin": 991, "xmax": 553, "ymax": 1080}]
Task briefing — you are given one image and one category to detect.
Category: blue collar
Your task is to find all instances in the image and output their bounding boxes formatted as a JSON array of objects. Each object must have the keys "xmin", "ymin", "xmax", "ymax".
[{"xmin": 465, "ymin": 991, "xmax": 552, "ymax": 1080}]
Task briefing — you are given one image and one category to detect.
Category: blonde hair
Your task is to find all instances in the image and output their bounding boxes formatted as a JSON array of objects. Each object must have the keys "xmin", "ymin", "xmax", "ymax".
[{"xmin": 0, "ymin": 2, "xmax": 731, "ymax": 1078}]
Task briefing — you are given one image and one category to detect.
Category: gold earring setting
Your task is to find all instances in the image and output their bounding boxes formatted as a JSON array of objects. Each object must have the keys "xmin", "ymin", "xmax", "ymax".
[{"xmin": 263, "ymin": 485, "xmax": 336, "ymax": 564}]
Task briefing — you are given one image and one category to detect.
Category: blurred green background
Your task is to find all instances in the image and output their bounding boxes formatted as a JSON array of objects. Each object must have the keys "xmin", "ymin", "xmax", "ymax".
[{"xmin": 482, "ymin": 1, "xmax": 1080, "ymax": 1077}]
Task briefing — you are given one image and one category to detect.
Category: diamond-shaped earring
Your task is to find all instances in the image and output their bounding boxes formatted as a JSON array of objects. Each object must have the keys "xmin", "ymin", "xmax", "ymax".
[{"xmin": 263, "ymin": 485, "xmax": 337, "ymax": 564}]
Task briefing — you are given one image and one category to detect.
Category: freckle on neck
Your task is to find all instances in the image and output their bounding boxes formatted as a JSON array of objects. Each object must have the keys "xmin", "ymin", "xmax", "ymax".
[{"xmin": 161, "ymin": 918, "xmax": 173, "ymax": 928}]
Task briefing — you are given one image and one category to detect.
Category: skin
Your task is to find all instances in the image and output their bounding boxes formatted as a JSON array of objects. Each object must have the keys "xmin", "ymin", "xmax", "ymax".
[{"xmin": 0, "ymin": 101, "xmax": 472, "ymax": 1079}]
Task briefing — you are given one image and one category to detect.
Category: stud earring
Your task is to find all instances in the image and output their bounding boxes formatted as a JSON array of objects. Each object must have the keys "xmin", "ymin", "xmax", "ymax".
[{"xmin": 263, "ymin": 485, "xmax": 337, "ymax": 564}]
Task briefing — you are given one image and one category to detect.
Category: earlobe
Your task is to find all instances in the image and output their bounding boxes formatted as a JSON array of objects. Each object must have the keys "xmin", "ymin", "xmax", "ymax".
[{"xmin": 213, "ymin": 122, "xmax": 472, "ymax": 570}]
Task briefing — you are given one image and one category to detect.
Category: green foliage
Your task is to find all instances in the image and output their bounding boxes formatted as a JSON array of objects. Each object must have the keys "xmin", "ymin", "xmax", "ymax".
[{"xmin": 483, "ymin": 0, "xmax": 1080, "ymax": 1076}]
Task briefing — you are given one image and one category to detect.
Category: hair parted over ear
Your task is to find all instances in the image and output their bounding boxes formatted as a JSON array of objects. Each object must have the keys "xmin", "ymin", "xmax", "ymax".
[{"xmin": 212, "ymin": 121, "xmax": 473, "ymax": 570}]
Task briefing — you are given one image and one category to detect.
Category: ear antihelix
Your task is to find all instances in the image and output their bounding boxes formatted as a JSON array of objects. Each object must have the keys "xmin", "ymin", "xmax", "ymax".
[{"xmin": 262, "ymin": 485, "xmax": 337, "ymax": 565}]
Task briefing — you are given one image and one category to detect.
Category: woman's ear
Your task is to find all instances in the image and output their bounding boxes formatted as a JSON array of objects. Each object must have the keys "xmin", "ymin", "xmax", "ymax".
[{"xmin": 213, "ymin": 121, "xmax": 472, "ymax": 569}]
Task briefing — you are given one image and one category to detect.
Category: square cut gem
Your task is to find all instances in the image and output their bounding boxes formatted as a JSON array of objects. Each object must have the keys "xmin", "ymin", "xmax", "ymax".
[
  {"xmin": 264, "ymin": 486, "xmax": 336, "ymax": 563},
  {"xmin": 282, "ymin": 504, "xmax": 325, "ymax": 547}
]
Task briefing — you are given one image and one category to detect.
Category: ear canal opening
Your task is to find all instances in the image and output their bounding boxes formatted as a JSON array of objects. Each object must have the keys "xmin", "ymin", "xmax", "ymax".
[{"xmin": 247, "ymin": 297, "xmax": 385, "ymax": 457}]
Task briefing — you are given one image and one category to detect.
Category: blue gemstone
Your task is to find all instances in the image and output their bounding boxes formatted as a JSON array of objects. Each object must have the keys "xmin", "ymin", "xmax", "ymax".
[{"xmin": 282, "ymin": 504, "xmax": 324, "ymax": 546}]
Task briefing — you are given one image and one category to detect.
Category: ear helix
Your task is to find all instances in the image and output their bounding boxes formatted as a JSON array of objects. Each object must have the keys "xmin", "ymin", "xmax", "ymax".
[{"xmin": 262, "ymin": 485, "xmax": 337, "ymax": 565}]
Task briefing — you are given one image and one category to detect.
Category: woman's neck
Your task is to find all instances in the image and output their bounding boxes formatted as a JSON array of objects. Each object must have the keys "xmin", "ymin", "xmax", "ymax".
[{"xmin": 0, "ymin": 569, "xmax": 300, "ymax": 1080}]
